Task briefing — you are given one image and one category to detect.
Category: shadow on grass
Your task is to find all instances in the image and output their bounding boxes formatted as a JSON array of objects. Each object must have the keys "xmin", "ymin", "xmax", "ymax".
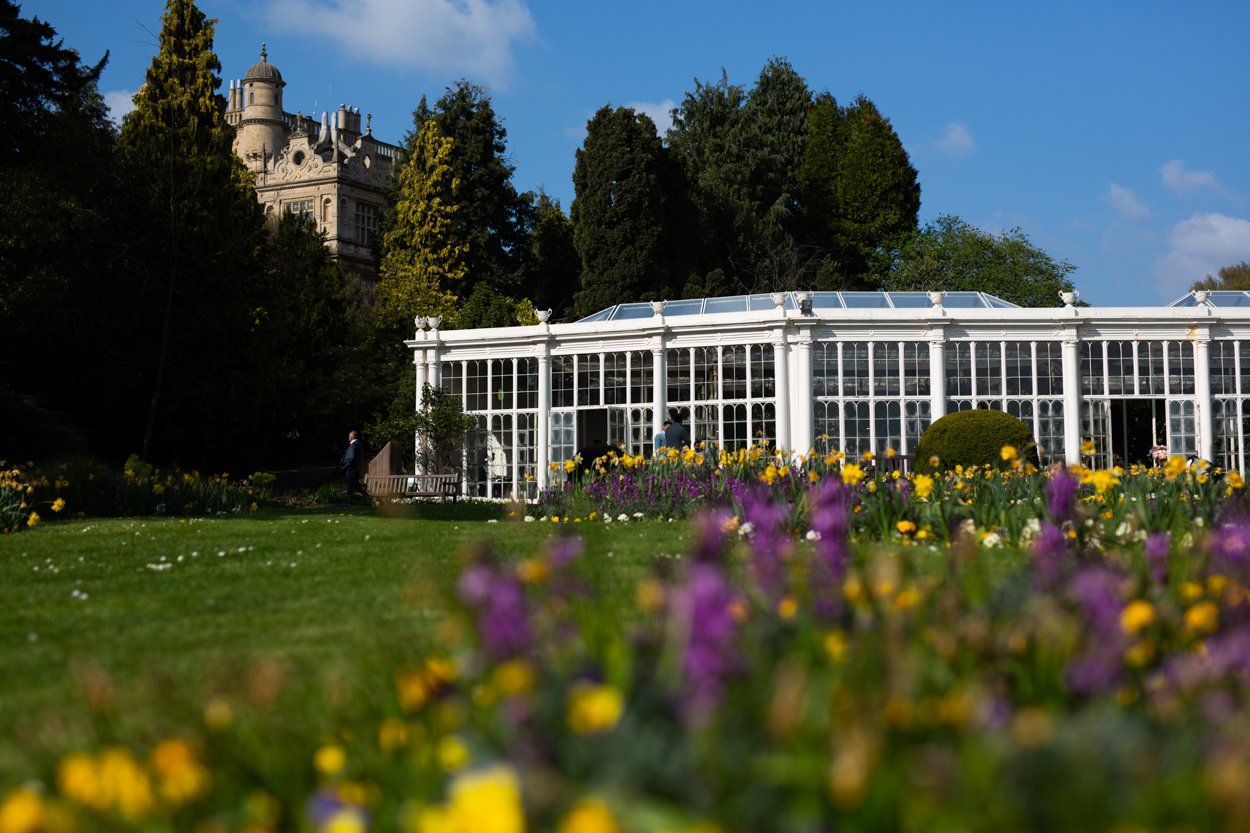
[{"xmin": 259, "ymin": 498, "xmax": 507, "ymax": 523}]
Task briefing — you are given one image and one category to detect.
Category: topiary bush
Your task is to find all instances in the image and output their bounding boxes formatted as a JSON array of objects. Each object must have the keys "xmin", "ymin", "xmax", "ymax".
[{"xmin": 914, "ymin": 409, "xmax": 1037, "ymax": 475}]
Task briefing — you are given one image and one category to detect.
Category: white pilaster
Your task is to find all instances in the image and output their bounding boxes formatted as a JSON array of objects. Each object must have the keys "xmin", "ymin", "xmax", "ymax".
[
  {"xmin": 928, "ymin": 334, "xmax": 947, "ymax": 422},
  {"xmin": 793, "ymin": 335, "xmax": 813, "ymax": 458},
  {"xmin": 1061, "ymin": 329, "xmax": 1082, "ymax": 465},
  {"xmin": 773, "ymin": 336, "xmax": 791, "ymax": 452},
  {"xmin": 651, "ymin": 341, "xmax": 665, "ymax": 444},
  {"xmin": 1195, "ymin": 332, "xmax": 1213, "ymax": 463},
  {"xmin": 537, "ymin": 347, "xmax": 551, "ymax": 491}
]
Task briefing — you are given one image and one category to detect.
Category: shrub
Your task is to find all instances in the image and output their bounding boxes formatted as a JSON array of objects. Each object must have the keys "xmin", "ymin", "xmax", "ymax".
[{"xmin": 914, "ymin": 409, "xmax": 1036, "ymax": 475}]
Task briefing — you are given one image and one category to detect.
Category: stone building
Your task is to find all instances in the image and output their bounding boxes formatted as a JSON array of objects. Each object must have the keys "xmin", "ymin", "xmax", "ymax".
[{"xmin": 225, "ymin": 46, "xmax": 400, "ymax": 277}]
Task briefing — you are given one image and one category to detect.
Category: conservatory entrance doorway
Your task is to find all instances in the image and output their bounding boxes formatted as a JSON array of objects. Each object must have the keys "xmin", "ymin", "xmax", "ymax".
[{"xmin": 1109, "ymin": 399, "xmax": 1165, "ymax": 468}]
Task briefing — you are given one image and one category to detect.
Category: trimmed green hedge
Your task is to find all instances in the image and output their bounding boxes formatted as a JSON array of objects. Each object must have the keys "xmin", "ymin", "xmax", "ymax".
[{"xmin": 914, "ymin": 409, "xmax": 1037, "ymax": 475}]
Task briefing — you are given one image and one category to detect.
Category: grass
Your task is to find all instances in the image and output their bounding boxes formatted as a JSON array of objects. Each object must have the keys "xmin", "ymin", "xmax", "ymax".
[{"xmin": 0, "ymin": 503, "xmax": 692, "ymax": 781}]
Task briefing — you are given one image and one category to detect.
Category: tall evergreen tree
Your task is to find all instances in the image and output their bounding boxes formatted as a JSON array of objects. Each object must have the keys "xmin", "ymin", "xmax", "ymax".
[
  {"xmin": 406, "ymin": 81, "xmax": 528, "ymax": 297},
  {"xmin": 522, "ymin": 191, "xmax": 580, "ymax": 318},
  {"xmin": 119, "ymin": 0, "xmax": 267, "ymax": 466},
  {"xmin": 744, "ymin": 57, "xmax": 811, "ymax": 229},
  {"xmin": 570, "ymin": 106, "xmax": 670, "ymax": 318},
  {"xmin": 378, "ymin": 119, "xmax": 467, "ymax": 326},
  {"xmin": 827, "ymin": 96, "xmax": 920, "ymax": 281}
]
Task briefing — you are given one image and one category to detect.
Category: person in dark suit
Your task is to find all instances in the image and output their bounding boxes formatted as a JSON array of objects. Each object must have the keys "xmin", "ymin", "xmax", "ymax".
[
  {"xmin": 665, "ymin": 407, "xmax": 691, "ymax": 448},
  {"xmin": 340, "ymin": 430, "xmax": 371, "ymax": 500}
]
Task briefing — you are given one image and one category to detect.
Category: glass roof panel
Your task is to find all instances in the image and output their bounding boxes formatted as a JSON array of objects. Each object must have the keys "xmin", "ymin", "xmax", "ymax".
[
  {"xmin": 579, "ymin": 308, "xmax": 613, "ymax": 322},
  {"xmin": 810, "ymin": 291, "xmax": 845, "ymax": 309},
  {"xmin": 842, "ymin": 292, "xmax": 891, "ymax": 308},
  {"xmin": 885, "ymin": 292, "xmax": 932, "ymax": 308},
  {"xmin": 982, "ymin": 294, "xmax": 1020, "ymax": 309},
  {"xmin": 612, "ymin": 304, "xmax": 655, "ymax": 320},
  {"xmin": 1167, "ymin": 295, "xmax": 1199, "ymax": 307},
  {"xmin": 1212, "ymin": 291, "xmax": 1250, "ymax": 307},
  {"xmin": 664, "ymin": 299, "xmax": 704, "ymax": 316},
  {"xmin": 941, "ymin": 292, "xmax": 988, "ymax": 308},
  {"xmin": 704, "ymin": 296, "xmax": 748, "ymax": 314}
]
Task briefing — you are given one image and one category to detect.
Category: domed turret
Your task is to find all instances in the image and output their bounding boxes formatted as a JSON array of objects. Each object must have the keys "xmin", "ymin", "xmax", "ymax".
[{"xmin": 233, "ymin": 44, "xmax": 288, "ymax": 173}]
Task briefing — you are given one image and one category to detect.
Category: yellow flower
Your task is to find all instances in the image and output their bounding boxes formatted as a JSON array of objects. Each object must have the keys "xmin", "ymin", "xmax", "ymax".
[
  {"xmin": 25, "ymin": 512, "xmax": 39, "ymax": 528},
  {"xmin": 51, "ymin": 497, "xmax": 66, "ymax": 513},
  {"xmin": 840, "ymin": 463, "xmax": 865, "ymax": 486},
  {"xmin": 446, "ymin": 766, "xmax": 524, "ymax": 833},
  {"xmin": 1081, "ymin": 439, "xmax": 1096, "ymax": 456},
  {"xmin": 1119, "ymin": 600, "xmax": 1155, "ymax": 636},
  {"xmin": 492, "ymin": 659, "xmax": 536, "ymax": 697},
  {"xmin": 1000, "ymin": 444, "xmax": 1017, "ymax": 461},
  {"xmin": 913, "ymin": 474, "xmax": 934, "ymax": 499},
  {"xmin": 777, "ymin": 596, "xmax": 798, "ymax": 620},
  {"xmin": 0, "ymin": 788, "xmax": 43, "ymax": 833},
  {"xmin": 1164, "ymin": 455, "xmax": 1187, "ymax": 480},
  {"xmin": 567, "ymin": 682, "xmax": 624, "ymax": 735},
  {"xmin": 314, "ymin": 745, "xmax": 347, "ymax": 777},
  {"xmin": 1090, "ymin": 469, "xmax": 1119, "ymax": 494},
  {"xmin": 515, "ymin": 558, "xmax": 548, "ymax": 584},
  {"xmin": 437, "ymin": 735, "xmax": 470, "ymax": 773},
  {"xmin": 1227, "ymin": 471, "xmax": 1244, "ymax": 489},
  {"xmin": 824, "ymin": 631, "xmax": 848, "ymax": 663},
  {"xmin": 1184, "ymin": 601, "xmax": 1219, "ymax": 636},
  {"xmin": 150, "ymin": 739, "xmax": 210, "ymax": 805},
  {"xmin": 896, "ymin": 520, "xmax": 916, "ymax": 535},
  {"xmin": 559, "ymin": 798, "xmax": 619, "ymax": 833}
]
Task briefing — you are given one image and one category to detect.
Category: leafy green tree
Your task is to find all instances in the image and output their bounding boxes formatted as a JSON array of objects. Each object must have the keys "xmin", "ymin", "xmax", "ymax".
[
  {"xmin": 802, "ymin": 95, "xmax": 919, "ymax": 284},
  {"xmin": 414, "ymin": 383, "xmax": 475, "ymax": 474},
  {"xmin": 119, "ymin": 0, "xmax": 268, "ymax": 465},
  {"xmin": 377, "ymin": 119, "xmax": 467, "ymax": 326},
  {"xmin": 744, "ymin": 57, "xmax": 810, "ymax": 230},
  {"xmin": 1192, "ymin": 261, "xmax": 1250, "ymax": 292},
  {"xmin": 871, "ymin": 215, "xmax": 1075, "ymax": 307},
  {"xmin": 406, "ymin": 81, "xmax": 528, "ymax": 297},
  {"xmin": 522, "ymin": 191, "xmax": 581, "ymax": 318},
  {"xmin": 571, "ymin": 106, "xmax": 671, "ymax": 317}
]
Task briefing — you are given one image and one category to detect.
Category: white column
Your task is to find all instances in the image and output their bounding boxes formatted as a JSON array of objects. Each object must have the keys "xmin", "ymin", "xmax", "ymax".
[
  {"xmin": 536, "ymin": 348, "xmax": 551, "ymax": 492},
  {"xmin": 1061, "ymin": 332, "xmax": 1082, "ymax": 465},
  {"xmin": 773, "ymin": 337, "xmax": 791, "ymax": 451},
  {"xmin": 414, "ymin": 349, "xmax": 427, "ymax": 474},
  {"xmin": 1195, "ymin": 334, "xmax": 1213, "ymax": 463},
  {"xmin": 928, "ymin": 336, "xmax": 947, "ymax": 422},
  {"xmin": 793, "ymin": 336, "xmax": 813, "ymax": 458},
  {"xmin": 652, "ymin": 343, "xmax": 665, "ymax": 444}
]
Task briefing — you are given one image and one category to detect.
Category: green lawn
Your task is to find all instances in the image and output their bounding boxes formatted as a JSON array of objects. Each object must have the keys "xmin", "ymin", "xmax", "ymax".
[{"xmin": 0, "ymin": 504, "xmax": 690, "ymax": 779}]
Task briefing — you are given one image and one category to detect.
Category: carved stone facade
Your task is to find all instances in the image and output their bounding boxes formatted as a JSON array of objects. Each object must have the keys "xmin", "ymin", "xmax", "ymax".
[{"xmin": 225, "ymin": 46, "xmax": 400, "ymax": 278}]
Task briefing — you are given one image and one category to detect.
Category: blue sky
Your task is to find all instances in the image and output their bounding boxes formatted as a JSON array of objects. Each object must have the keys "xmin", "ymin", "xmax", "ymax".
[{"xmin": 28, "ymin": 0, "xmax": 1250, "ymax": 305}]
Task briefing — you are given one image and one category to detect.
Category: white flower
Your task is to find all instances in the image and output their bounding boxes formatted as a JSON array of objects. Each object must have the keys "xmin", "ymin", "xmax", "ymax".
[
  {"xmin": 980, "ymin": 532, "xmax": 1001, "ymax": 548},
  {"xmin": 805, "ymin": 530, "xmax": 821, "ymax": 541},
  {"xmin": 633, "ymin": 512, "xmax": 644, "ymax": 519},
  {"xmin": 738, "ymin": 521, "xmax": 755, "ymax": 538},
  {"xmin": 617, "ymin": 513, "xmax": 629, "ymax": 523},
  {"xmin": 1115, "ymin": 522, "xmax": 1132, "ymax": 539},
  {"xmin": 524, "ymin": 515, "xmax": 535, "ymax": 523}
]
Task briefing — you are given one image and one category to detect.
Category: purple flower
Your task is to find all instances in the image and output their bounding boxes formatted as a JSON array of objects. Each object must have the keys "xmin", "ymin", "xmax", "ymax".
[
  {"xmin": 741, "ymin": 490, "xmax": 790, "ymax": 603},
  {"xmin": 1032, "ymin": 523, "xmax": 1069, "ymax": 587},
  {"xmin": 1045, "ymin": 469, "xmax": 1079, "ymax": 524},
  {"xmin": 1144, "ymin": 531, "xmax": 1170, "ymax": 585},
  {"xmin": 1208, "ymin": 519, "xmax": 1250, "ymax": 583},
  {"xmin": 670, "ymin": 556, "xmax": 744, "ymax": 725},
  {"xmin": 808, "ymin": 480, "xmax": 851, "ymax": 620},
  {"xmin": 691, "ymin": 509, "xmax": 732, "ymax": 564},
  {"xmin": 457, "ymin": 560, "xmax": 532, "ymax": 659}
]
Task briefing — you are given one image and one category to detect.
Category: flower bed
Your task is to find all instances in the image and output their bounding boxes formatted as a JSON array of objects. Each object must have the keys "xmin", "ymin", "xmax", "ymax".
[{"xmin": 3, "ymin": 451, "xmax": 1250, "ymax": 831}]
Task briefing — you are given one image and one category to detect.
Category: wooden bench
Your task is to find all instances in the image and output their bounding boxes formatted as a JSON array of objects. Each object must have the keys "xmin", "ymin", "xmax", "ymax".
[{"xmin": 367, "ymin": 473, "xmax": 459, "ymax": 501}]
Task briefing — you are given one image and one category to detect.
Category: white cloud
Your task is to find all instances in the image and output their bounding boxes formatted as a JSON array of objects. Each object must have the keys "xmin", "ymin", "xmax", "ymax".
[
  {"xmin": 1155, "ymin": 212, "xmax": 1250, "ymax": 295},
  {"xmin": 104, "ymin": 89, "xmax": 136, "ymax": 124},
  {"xmin": 263, "ymin": 0, "xmax": 536, "ymax": 87},
  {"xmin": 625, "ymin": 98, "xmax": 676, "ymax": 137},
  {"xmin": 1160, "ymin": 159, "xmax": 1226, "ymax": 197},
  {"xmin": 935, "ymin": 121, "xmax": 975, "ymax": 158},
  {"xmin": 1105, "ymin": 183, "xmax": 1151, "ymax": 221}
]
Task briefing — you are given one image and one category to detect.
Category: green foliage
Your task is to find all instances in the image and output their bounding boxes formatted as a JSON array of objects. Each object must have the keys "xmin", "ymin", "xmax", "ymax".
[
  {"xmin": 571, "ymin": 106, "xmax": 672, "ymax": 317},
  {"xmin": 522, "ymin": 191, "xmax": 581, "ymax": 318},
  {"xmin": 406, "ymin": 82, "xmax": 530, "ymax": 299},
  {"xmin": 1191, "ymin": 260, "xmax": 1250, "ymax": 291},
  {"xmin": 414, "ymin": 383, "xmax": 476, "ymax": 474},
  {"xmin": 914, "ymin": 409, "xmax": 1037, "ymax": 475},
  {"xmin": 119, "ymin": 0, "xmax": 271, "ymax": 466},
  {"xmin": 0, "ymin": 387, "xmax": 89, "ymax": 461},
  {"xmin": 872, "ymin": 215, "xmax": 1076, "ymax": 307},
  {"xmin": 378, "ymin": 119, "xmax": 466, "ymax": 326}
]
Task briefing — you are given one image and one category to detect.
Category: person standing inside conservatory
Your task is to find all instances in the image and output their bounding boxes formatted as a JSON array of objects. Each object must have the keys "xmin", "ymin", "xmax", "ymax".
[
  {"xmin": 654, "ymin": 421, "xmax": 671, "ymax": 452},
  {"xmin": 665, "ymin": 409, "xmax": 691, "ymax": 448}
]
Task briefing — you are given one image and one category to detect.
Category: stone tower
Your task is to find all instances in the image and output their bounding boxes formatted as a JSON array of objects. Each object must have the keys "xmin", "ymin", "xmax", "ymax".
[
  {"xmin": 225, "ymin": 47, "xmax": 400, "ymax": 278},
  {"xmin": 230, "ymin": 44, "xmax": 287, "ymax": 173}
]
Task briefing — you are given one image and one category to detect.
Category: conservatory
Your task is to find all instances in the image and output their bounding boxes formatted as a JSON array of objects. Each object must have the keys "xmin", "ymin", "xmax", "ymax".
[{"xmin": 407, "ymin": 289, "xmax": 1250, "ymax": 499}]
